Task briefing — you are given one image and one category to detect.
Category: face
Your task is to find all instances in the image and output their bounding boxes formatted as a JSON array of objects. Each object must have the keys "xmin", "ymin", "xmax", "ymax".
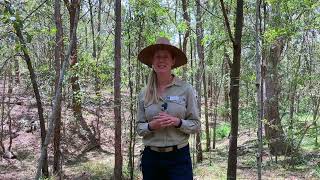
[{"xmin": 152, "ymin": 50, "xmax": 175, "ymax": 73}]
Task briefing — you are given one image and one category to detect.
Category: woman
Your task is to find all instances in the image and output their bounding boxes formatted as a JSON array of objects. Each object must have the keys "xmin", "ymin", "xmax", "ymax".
[{"xmin": 137, "ymin": 37, "xmax": 201, "ymax": 180}]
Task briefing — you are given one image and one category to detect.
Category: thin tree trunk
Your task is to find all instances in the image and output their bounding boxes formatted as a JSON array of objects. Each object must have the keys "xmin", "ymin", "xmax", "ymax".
[
  {"xmin": 114, "ymin": 0, "xmax": 123, "ymax": 179},
  {"xmin": 220, "ymin": 0, "xmax": 244, "ymax": 179},
  {"xmin": 96, "ymin": 0, "xmax": 103, "ymax": 145},
  {"xmin": 181, "ymin": 0, "xmax": 190, "ymax": 81},
  {"xmin": 14, "ymin": 57, "xmax": 20, "ymax": 84},
  {"xmin": 0, "ymin": 70, "xmax": 7, "ymax": 153},
  {"xmin": 203, "ymin": 71, "xmax": 210, "ymax": 151},
  {"xmin": 5, "ymin": 3, "xmax": 49, "ymax": 177},
  {"xmin": 36, "ymin": 4, "xmax": 80, "ymax": 179},
  {"xmin": 7, "ymin": 64, "xmax": 13, "ymax": 152},
  {"xmin": 223, "ymin": 46, "xmax": 230, "ymax": 122},
  {"xmin": 255, "ymin": 0, "xmax": 263, "ymax": 178},
  {"xmin": 65, "ymin": 0, "xmax": 97, "ymax": 145},
  {"xmin": 127, "ymin": 7, "xmax": 135, "ymax": 180},
  {"xmin": 195, "ymin": 0, "xmax": 204, "ymax": 162},
  {"xmin": 53, "ymin": 0, "xmax": 64, "ymax": 176}
]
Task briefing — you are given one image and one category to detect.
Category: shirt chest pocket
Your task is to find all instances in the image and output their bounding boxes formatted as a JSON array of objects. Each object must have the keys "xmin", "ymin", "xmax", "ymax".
[
  {"xmin": 166, "ymin": 96, "xmax": 187, "ymax": 119},
  {"xmin": 144, "ymin": 103, "xmax": 160, "ymax": 122}
]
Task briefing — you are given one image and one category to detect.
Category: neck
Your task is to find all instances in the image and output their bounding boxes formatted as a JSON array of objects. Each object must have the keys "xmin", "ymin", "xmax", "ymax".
[{"xmin": 157, "ymin": 72, "xmax": 173, "ymax": 87}]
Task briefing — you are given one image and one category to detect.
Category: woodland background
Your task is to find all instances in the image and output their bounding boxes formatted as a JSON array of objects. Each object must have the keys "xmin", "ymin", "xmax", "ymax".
[{"xmin": 0, "ymin": 0, "xmax": 319, "ymax": 179}]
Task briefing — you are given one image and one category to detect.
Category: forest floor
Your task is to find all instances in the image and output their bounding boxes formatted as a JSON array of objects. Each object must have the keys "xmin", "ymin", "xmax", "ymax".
[{"xmin": 0, "ymin": 86, "xmax": 319, "ymax": 180}]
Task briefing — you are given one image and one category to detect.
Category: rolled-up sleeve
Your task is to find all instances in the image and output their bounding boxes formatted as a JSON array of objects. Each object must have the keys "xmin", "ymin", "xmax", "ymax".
[
  {"xmin": 178, "ymin": 85, "xmax": 201, "ymax": 134},
  {"xmin": 136, "ymin": 92, "xmax": 152, "ymax": 136}
]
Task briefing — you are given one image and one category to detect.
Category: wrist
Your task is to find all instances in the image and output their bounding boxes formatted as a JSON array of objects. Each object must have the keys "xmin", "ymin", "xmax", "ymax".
[
  {"xmin": 148, "ymin": 123, "xmax": 153, "ymax": 131},
  {"xmin": 175, "ymin": 118, "xmax": 182, "ymax": 128}
]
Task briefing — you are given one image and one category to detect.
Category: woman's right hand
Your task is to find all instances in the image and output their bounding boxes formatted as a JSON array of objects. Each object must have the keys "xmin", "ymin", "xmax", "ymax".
[{"xmin": 148, "ymin": 114, "xmax": 175, "ymax": 130}]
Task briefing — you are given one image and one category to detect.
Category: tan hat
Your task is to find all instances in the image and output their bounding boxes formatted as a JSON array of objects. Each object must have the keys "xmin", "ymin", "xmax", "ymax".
[{"xmin": 138, "ymin": 37, "xmax": 187, "ymax": 69}]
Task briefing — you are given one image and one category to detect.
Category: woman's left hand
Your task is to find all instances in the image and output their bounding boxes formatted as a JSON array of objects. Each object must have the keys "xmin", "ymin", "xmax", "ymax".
[{"xmin": 156, "ymin": 112, "xmax": 181, "ymax": 127}]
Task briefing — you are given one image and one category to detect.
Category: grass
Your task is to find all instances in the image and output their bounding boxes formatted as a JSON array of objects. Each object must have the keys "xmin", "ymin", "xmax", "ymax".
[
  {"xmin": 76, "ymin": 160, "xmax": 113, "ymax": 179},
  {"xmin": 194, "ymin": 163, "xmax": 227, "ymax": 180}
]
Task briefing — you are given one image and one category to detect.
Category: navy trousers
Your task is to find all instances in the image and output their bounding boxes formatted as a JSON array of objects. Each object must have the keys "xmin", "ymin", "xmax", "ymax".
[{"xmin": 141, "ymin": 145, "xmax": 193, "ymax": 180}]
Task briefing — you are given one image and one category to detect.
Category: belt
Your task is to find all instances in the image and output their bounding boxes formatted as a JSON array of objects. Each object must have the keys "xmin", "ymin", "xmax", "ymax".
[{"xmin": 148, "ymin": 142, "xmax": 189, "ymax": 153}]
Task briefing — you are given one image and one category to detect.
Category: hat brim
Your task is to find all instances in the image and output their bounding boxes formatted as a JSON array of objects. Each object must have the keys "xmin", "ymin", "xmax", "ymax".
[{"xmin": 138, "ymin": 44, "xmax": 187, "ymax": 69}]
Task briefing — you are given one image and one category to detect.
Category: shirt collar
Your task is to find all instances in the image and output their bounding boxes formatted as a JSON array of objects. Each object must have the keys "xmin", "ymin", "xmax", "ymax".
[{"xmin": 167, "ymin": 74, "xmax": 183, "ymax": 87}]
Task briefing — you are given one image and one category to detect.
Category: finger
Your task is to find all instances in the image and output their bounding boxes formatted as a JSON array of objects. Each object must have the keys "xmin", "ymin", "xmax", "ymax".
[
  {"xmin": 153, "ymin": 116, "xmax": 169, "ymax": 122},
  {"xmin": 160, "ymin": 120, "xmax": 174, "ymax": 127},
  {"xmin": 157, "ymin": 113, "xmax": 172, "ymax": 119}
]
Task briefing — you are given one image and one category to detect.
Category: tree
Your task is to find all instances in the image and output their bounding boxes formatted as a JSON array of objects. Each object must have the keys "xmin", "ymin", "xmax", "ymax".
[
  {"xmin": 114, "ymin": 0, "xmax": 123, "ymax": 179},
  {"xmin": 254, "ymin": 0, "xmax": 263, "ymax": 179},
  {"xmin": 219, "ymin": 0, "xmax": 244, "ymax": 179},
  {"xmin": 4, "ymin": 2, "xmax": 49, "ymax": 177},
  {"xmin": 64, "ymin": 0, "xmax": 97, "ymax": 147},
  {"xmin": 195, "ymin": 0, "xmax": 204, "ymax": 162},
  {"xmin": 53, "ymin": 0, "xmax": 64, "ymax": 176}
]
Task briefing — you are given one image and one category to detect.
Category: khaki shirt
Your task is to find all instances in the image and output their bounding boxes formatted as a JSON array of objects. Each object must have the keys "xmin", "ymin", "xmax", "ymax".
[{"xmin": 136, "ymin": 76, "xmax": 201, "ymax": 147}]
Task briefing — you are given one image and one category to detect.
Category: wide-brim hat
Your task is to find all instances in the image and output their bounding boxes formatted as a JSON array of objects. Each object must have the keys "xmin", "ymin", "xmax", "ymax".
[{"xmin": 138, "ymin": 37, "xmax": 187, "ymax": 69}]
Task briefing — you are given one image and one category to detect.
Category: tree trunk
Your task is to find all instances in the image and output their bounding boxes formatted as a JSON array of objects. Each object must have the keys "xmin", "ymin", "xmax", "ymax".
[
  {"xmin": 14, "ymin": 57, "xmax": 20, "ymax": 84},
  {"xmin": 220, "ymin": 0, "xmax": 244, "ymax": 179},
  {"xmin": 127, "ymin": 8, "xmax": 135, "ymax": 180},
  {"xmin": 181, "ymin": 0, "xmax": 190, "ymax": 81},
  {"xmin": 264, "ymin": 37, "xmax": 291, "ymax": 156},
  {"xmin": 53, "ymin": 0, "xmax": 64, "ymax": 176},
  {"xmin": 7, "ymin": 64, "xmax": 13, "ymax": 152},
  {"xmin": 5, "ymin": 2, "xmax": 49, "ymax": 177},
  {"xmin": 212, "ymin": 75, "xmax": 219, "ymax": 149},
  {"xmin": 195, "ymin": 0, "xmax": 204, "ymax": 162},
  {"xmin": 114, "ymin": 0, "xmax": 123, "ymax": 179},
  {"xmin": 254, "ymin": 0, "xmax": 263, "ymax": 178},
  {"xmin": 66, "ymin": 0, "xmax": 97, "ymax": 145},
  {"xmin": 203, "ymin": 71, "xmax": 210, "ymax": 151},
  {"xmin": 0, "ymin": 70, "xmax": 7, "ymax": 153}
]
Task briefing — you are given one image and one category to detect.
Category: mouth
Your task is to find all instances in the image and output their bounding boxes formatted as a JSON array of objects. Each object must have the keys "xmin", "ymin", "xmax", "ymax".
[{"xmin": 157, "ymin": 64, "xmax": 168, "ymax": 68}]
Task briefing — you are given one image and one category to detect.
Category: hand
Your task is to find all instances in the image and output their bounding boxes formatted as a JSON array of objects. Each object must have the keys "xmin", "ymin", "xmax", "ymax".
[{"xmin": 149, "ymin": 112, "xmax": 180, "ymax": 130}]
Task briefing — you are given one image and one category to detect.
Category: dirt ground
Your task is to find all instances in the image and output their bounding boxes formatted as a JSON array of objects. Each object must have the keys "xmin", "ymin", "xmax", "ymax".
[{"xmin": 0, "ymin": 87, "xmax": 319, "ymax": 179}]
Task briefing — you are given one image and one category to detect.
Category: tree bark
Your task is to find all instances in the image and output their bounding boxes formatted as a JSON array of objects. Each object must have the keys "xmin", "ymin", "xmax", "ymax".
[
  {"xmin": 14, "ymin": 57, "xmax": 20, "ymax": 84},
  {"xmin": 223, "ymin": 46, "xmax": 230, "ymax": 121},
  {"xmin": 114, "ymin": 0, "xmax": 123, "ymax": 179},
  {"xmin": 220, "ymin": 0, "xmax": 244, "ymax": 179},
  {"xmin": 254, "ymin": 0, "xmax": 263, "ymax": 178},
  {"xmin": 181, "ymin": 0, "xmax": 191, "ymax": 80},
  {"xmin": 264, "ymin": 37, "xmax": 291, "ymax": 156},
  {"xmin": 195, "ymin": 0, "xmax": 204, "ymax": 162},
  {"xmin": 0, "ymin": 70, "xmax": 7, "ymax": 153},
  {"xmin": 53, "ymin": 0, "xmax": 64, "ymax": 176}
]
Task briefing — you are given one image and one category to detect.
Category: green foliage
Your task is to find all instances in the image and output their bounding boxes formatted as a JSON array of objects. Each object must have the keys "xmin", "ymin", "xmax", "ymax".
[
  {"xmin": 216, "ymin": 123, "xmax": 231, "ymax": 139},
  {"xmin": 315, "ymin": 163, "xmax": 320, "ymax": 178},
  {"xmin": 79, "ymin": 161, "xmax": 113, "ymax": 179}
]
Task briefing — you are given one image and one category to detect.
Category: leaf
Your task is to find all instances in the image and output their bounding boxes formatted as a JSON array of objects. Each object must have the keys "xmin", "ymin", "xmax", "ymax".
[
  {"xmin": 50, "ymin": 27, "xmax": 57, "ymax": 35},
  {"xmin": 14, "ymin": 43, "xmax": 21, "ymax": 52},
  {"xmin": 26, "ymin": 32, "xmax": 33, "ymax": 43}
]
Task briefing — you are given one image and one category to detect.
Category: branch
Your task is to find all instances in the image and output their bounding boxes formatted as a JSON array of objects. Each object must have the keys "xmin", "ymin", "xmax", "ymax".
[
  {"xmin": 195, "ymin": 0, "xmax": 223, "ymax": 20},
  {"xmin": 219, "ymin": 0, "xmax": 235, "ymax": 44},
  {"xmin": 63, "ymin": 0, "xmax": 71, "ymax": 11},
  {"xmin": 22, "ymin": 0, "xmax": 49, "ymax": 22}
]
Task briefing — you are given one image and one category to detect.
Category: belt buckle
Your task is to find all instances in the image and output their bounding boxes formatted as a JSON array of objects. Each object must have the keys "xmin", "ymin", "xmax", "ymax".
[{"xmin": 158, "ymin": 148, "xmax": 166, "ymax": 152}]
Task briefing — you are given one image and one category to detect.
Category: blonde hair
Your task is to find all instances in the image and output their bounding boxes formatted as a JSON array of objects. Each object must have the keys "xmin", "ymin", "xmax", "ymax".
[{"xmin": 144, "ymin": 70, "xmax": 159, "ymax": 105}]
